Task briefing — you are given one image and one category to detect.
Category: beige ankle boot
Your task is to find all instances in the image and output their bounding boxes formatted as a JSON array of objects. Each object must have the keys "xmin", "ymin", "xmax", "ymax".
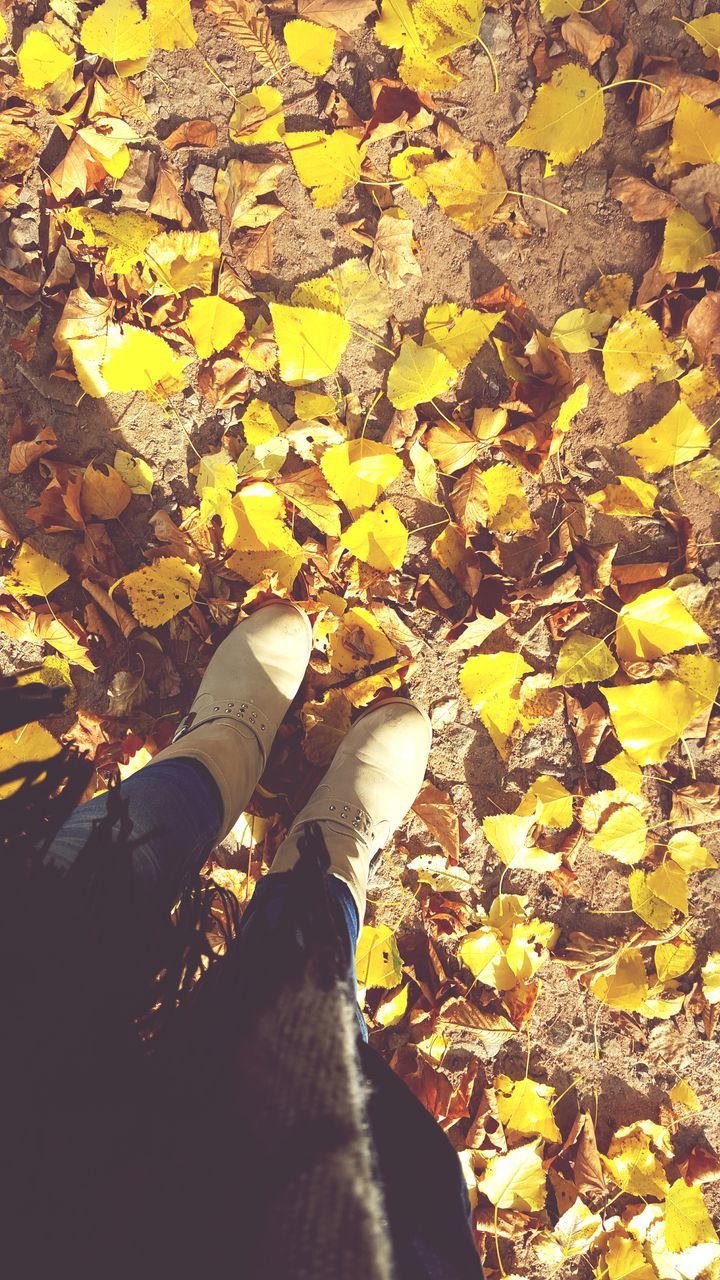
[
  {"xmin": 270, "ymin": 698, "xmax": 432, "ymax": 920},
  {"xmin": 149, "ymin": 601, "xmax": 313, "ymax": 840}
]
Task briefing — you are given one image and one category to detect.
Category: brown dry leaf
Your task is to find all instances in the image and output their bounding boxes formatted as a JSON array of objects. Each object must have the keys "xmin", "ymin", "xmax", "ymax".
[
  {"xmin": 425, "ymin": 423, "xmax": 480, "ymax": 475},
  {"xmin": 80, "ymin": 461, "xmax": 132, "ymax": 521},
  {"xmin": 8, "ymin": 424, "xmax": 57, "ymax": 474},
  {"xmin": 369, "ymin": 210, "xmax": 422, "ymax": 289},
  {"xmin": 431, "ymin": 522, "xmax": 482, "ymax": 597},
  {"xmin": 45, "ymin": 136, "xmax": 107, "ymax": 201},
  {"xmin": 362, "ymin": 79, "xmax": 434, "ymax": 144},
  {"xmin": 636, "ymin": 56, "xmax": 720, "ymax": 131},
  {"xmin": 686, "ymin": 293, "xmax": 720, "ymax": 364},
  {"xmin": 677, "ymin": 1147, "xmax": 720, "ymax": 1187},
  {"xmin": 670, "ymin": 782, "xmax": 720, "ymax": 826},
  {"xmin": 294, "ymin": 0, "xmax": 375, "ymax": 30},
  {"xmin": 214, "ymin": 158, "xmax": 285, "ymax": 230},
  {"xmin": 412, "ymin": 780, "xmax": 463, "ymax": 859},
  {"xmin": 0, "ymin": 499, "xmax": 20, "ymax": 547},
  {"xmin": 565, "ymin": 693, "xmax": 608, "ymax": 763},
  {"xmin": 163, "ymin": 118, "xmax": 219, "ymax": 150},
  {"xmin": 148, "ymin": 162, "xmax": 193, "ymax": 227},
  {"xmin": 301, "ymin": 688, "xmax": 351, "ymax": 765},
  {"xmin": 560, "ymin": 15, "xmax": 614, "ymax": 66},
  {"xmin": 609, "ymin": 167, "xmax": 678, "ymax": 223},
  {"xmin": 205, "ymin": 0, "xmax": 282, "ymax": 74},
  {"xmin": 28, "ymin": 463, "xmax": 85, "ymax": 533}
]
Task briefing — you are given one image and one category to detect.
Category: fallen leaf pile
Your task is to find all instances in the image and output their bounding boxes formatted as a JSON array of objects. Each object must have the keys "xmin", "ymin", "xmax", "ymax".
[{"xmin": 1, "ymin": 0, "xmax": 720, "ymax": 1273}]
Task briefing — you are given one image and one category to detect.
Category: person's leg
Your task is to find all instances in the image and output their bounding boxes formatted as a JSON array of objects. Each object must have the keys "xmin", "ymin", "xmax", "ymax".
[
  {"xmin": 44, "ymin": 602, "xmax": 313, "ymax": 911},
  {"xmin": 45, "ymin": 758, "xmax": 224, "ymax": 910},
  {"xmin": 269, "ymin": 698, "xmax": 432, "ymax": 923}
]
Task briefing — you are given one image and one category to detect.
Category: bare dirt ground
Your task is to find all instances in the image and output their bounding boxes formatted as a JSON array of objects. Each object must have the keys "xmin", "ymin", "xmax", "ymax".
[{"xmin": 2, "ymin": 0, "xmax": 720, "ymax": 1274}]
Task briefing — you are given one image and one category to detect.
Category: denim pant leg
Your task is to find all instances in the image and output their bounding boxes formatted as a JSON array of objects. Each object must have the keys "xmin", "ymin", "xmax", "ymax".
[{"xmin": 45, "ymin": 759, "xmax": 224, "ymax": 911}]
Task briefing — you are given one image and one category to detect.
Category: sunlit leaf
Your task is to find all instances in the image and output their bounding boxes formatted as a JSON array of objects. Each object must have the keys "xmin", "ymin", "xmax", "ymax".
[
  {"xmin": 551, "ymin": 631, "xmax": 618, "ymax": 686},
  {"xmin": 115, "ymin": 557, "xmax": 201, "ymax": 626},
  {"xmin": 321, "ymin": 439, "xmax": 402, "ymax": 514},
  {"xmin": 590, "ymin": 805, "xmax": 648, "ymax": 865},
  {"xmin": 495, "ymin": 1074, "xmax": 562, "ymax": 1143},
  {"xmin": 669, "ymin": 94, "xmax": 720, "ymax": 167},
  {"xmin": 356, "ymin": 923, "xmax": 402, "ymax": 988},
  {"xmin": 270, "ymin": 302, "xmax": 351, "ymax": 383},
  {"xmin": 284, "ymin": 17, "xmax": 334, "ymax": 73},
  {"xmin": 622, "ymin": 401, "xmax": 710, "ymax": 474},
  {"xmin": 3, "ymin": 543, "xmax": 68, "ymax": 598},
  {"xmin": 186, "ymin": 295, "xmax": 246, "ymax": 360},
  {"xmin": 509, "ymin": 65, "xmax": 604, "ymax": 166},
  {"xmin": 661, "ymin": 208, "xmax": 714, "ymax": 274},
  {"xmin": 615, "ymin": 587, "xmax": 708, "ymax": 664},
  {"xmin": 477, "ymin": 1140, "xmax": 547, "ymax": 1211},
  {"xmin": 602, "ymin": 310, "xmax": 681, "ymax": 395},
  {"xmin": 285, "ymin": 129, "xmax": 363, "ymax": 207},
  {"xmin": 386, "ymin": 338, "xmax": 456, "ymax": 409},
  {"xmin": 424, "ymin": 145, "xmax": 508, "ymax": 231},
  {"xmin": 341, "ymin": 501, "xmax": 408, "ymax": 571}
]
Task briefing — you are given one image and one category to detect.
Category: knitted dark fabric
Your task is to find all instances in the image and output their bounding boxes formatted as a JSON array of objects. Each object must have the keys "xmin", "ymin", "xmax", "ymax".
[{"xmin": 1, "ymin": 682, "xmax": 483, "ymax": 1280}]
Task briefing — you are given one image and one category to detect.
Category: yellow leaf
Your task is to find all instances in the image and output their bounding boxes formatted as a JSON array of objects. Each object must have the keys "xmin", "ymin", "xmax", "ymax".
[
  {"xmin": 0, "ymin": 722, "xmax": 61, "ymax": 801},
  {"xmin": 277, "ymin": 466, "xmax": 341, "ymax": 536},
  {"xmin": 656, "ymin": 940, "xmax": 696, "ymax": 982},
  {"xmin": 148, "ymin": 0, "xmax": 197, "ymax": 48},
  {"xmin": 622, "ymin": 400, "xmax": 710, "ymax": 474},
  {"xmin": 460, "ymin": 927, "xmax": 515, "ymax": 991},
  {"xmin": 327, "ymin": 606, "xmax": 401, "ymax": 706},
  {"xmin": 376, "ymin": 0, "xmax": 482, "ymax": 90},
  {"xmin": 477, "ymin": 1140, "xmax": 547, "ymax": 1212},
  {"xmin": 242, "ymin": 398, "xmax": 288, "ymax": 446},
  {"xmin": 590, "ymin": 805, "xmax": 648, "ymax": 865},
  {"xmin": 661, "ymin": 208, "xmax": 714, "ymax": 274},
  {"xmin": 495, "ymin": 1074, "xmax": 562, "ymax": 1143},
  {"xmin": 186, "ymin": 296, "xmax": 245, "ymax": 360},
  {"xmin": 551, "ymin": 306, "xmax": 611, "ymax": 354},
  {"xmin": 604, "ymin": 1120, "xmax": 672, "ymax": 1200},
  {"xmin": 601, "ymin": 678, "xmax": 711, "ymax": 765},
  {"xmin": 664, "ymin": 1180, "xmax": 717, "ymax": 1253},
  {"xmin": 295, "ymin": 390, "xmax": 337, "ymax": 419},
  {"xmin": 590, "ymin": 948, "xmax": 648, "ymax": 1011},
  {"xmin": 629, "ymin": 869, "xmax": 675, "ymax": 929},
  {"xmin": 145, "ymin": 229, "xmax": 221, "ymax": 294},
  {"xmin": 584, "ymin": 272, "xmax": 634, "ymax": 318},
  {"xmin": 701, "ymin": 952, "xmax": 720, "ymax": 1004},
  {"xmin": 200, "ymin": 486, "xmax": 238, "ymax": 542},
  {"xmin": 386, "ymin": 338, "xmax": 456, "ymax": 409},
  {"xmin": 114, "ymin": 448, "xmax": 153, "ymax": 495},
  {"xmin": 603, "ymin": 310, "xmax": 681, "ymax": 395},
  {"xmin": 409, "ymin": 438, "xmax": 442, "ymax": 505},
  {"xmin": 603, "ymin": 1232, "xmax": 657, "ymax": 1280},
  {"xmin": 424, "ymin": 145, "xmax": 508, "ymax": 232},
  {"xmin": 3, "ymin": 543, "xmax": 68, "ymax": 598},
  {"xmin": 230, "ymin": 83, "xmax": 285, "ymax": 143},
  {"xmin": 685, "ymin": 13, "xmax": 720, "ymax": 56},
  {"xmin": 509, "ymin": 64, "xmax": 604, "ymax": 166},
  {"xmin": 17, "ymin": 29, "xmax": 75, "ymax": 89},
  {"xmin": 422, "ymin": 302, "xmax": 501, "ymax": 370},
  {"xmin": 227, "ymin": 481, "xmax": 303, "ymax": 589},
  {"xmin": 551, "ymin": 631, "xmax": 618, "ymax": 686},
  {"xmin": 103, "ymin": 326, "xmax": 188, "ymax": 399},
  {"xmin": 80, "ymin": 0, "xmax": 151, "ymax": 66},
  {"xmin": 115, "ymin": 556, "xmax": 201, "ymax": 626},
  {"xmin": 588, "ymin": 475, "xmax": 658, "ymax": 517},
  {"xmin": 389, "ymin": 145, "xmax": 434, "ymax": 202},
  {"xmin": 356, "ymin": 923, "xmax": 402, "ymax": 988},
  {"xmin": 535, "ymin": 1200, "xmax": 603, "ymax": 1268},
  {"xmin": 670, "ymin": 94, "xmax": 720, "ymax": 167},
  {"xmin": 516, "ymin": 775, "xmax": 574, "ymax": 829},
  {"xmin": 341, "ymin": 501, "xmax": 408, "ymax": 571},
  {"xmin": 479, "ymin": 463, "xmax": 533, "ymax": 535},
  {"xmin": 270, "ymin": 302, "xmax": 351, "ymax": 383},
  {"xmin": 539, "ymin": 0, "xmax": 574, "ymax": 17},
  {"xmin": 81, "ymin": 460, "xmax": 132, "ymax": 519},
  {"xmin": 63, "ymin": 208, "xmax": 159, "ymax": 274},
  {"xmin": 193, "ymin": 449, "xmax": 238, "ymax": 496},
  {"xmin": 285, "ymin": 129, "xmax": 362, "ymax": 207},
  {"xmin": 292, "ymin": 258, "xmax": 391, "ymax": 331},
  {"xmin": 375, "ymin": 983, "xmax": 409, "ymax": 1027},
  {"xmin": 647, "ymin": 861, "xmax": 688, "ymax": 914},
  {"xmin": 284, "ymin": 17, "xmax": 334, "ymax": 73},
  {"xmin": 615, "ymin": 587, "xmax": 708, "ymax": 664},
  {"xmin": 321, "ymin": 439, "xmax": 402, "ymax": 515},
  {"xmin": 483, "ymin": 812, "xmax": 561, "ymax": 872},
  {"xmin": 603, "ymin": 751, "xmax": 644, "ymax": 795},
  {"xmin": 460, "ymin": 651, "xmax": 532, "ymax": 757},
  {"xmin": 668, "ymin": 830, "xmax": 717, "ymax": 873}
]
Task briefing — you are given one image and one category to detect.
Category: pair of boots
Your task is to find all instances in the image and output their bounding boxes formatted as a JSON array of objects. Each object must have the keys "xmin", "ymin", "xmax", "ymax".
[{"xmin": 150, "ymin": 602, "xmax": 432, "ymax": 919}]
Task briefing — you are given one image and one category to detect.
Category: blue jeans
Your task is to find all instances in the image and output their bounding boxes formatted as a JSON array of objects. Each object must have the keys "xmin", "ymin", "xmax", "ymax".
[{"xmin": 46, "ymin": 758, "xmax": 366, "ymax": 1037}]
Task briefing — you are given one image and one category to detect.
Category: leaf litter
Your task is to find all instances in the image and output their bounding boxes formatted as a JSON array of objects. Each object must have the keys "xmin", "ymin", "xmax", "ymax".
[{"xmin": 1, "ymin": 0, "xmax": 720, "ymax": 1273}]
